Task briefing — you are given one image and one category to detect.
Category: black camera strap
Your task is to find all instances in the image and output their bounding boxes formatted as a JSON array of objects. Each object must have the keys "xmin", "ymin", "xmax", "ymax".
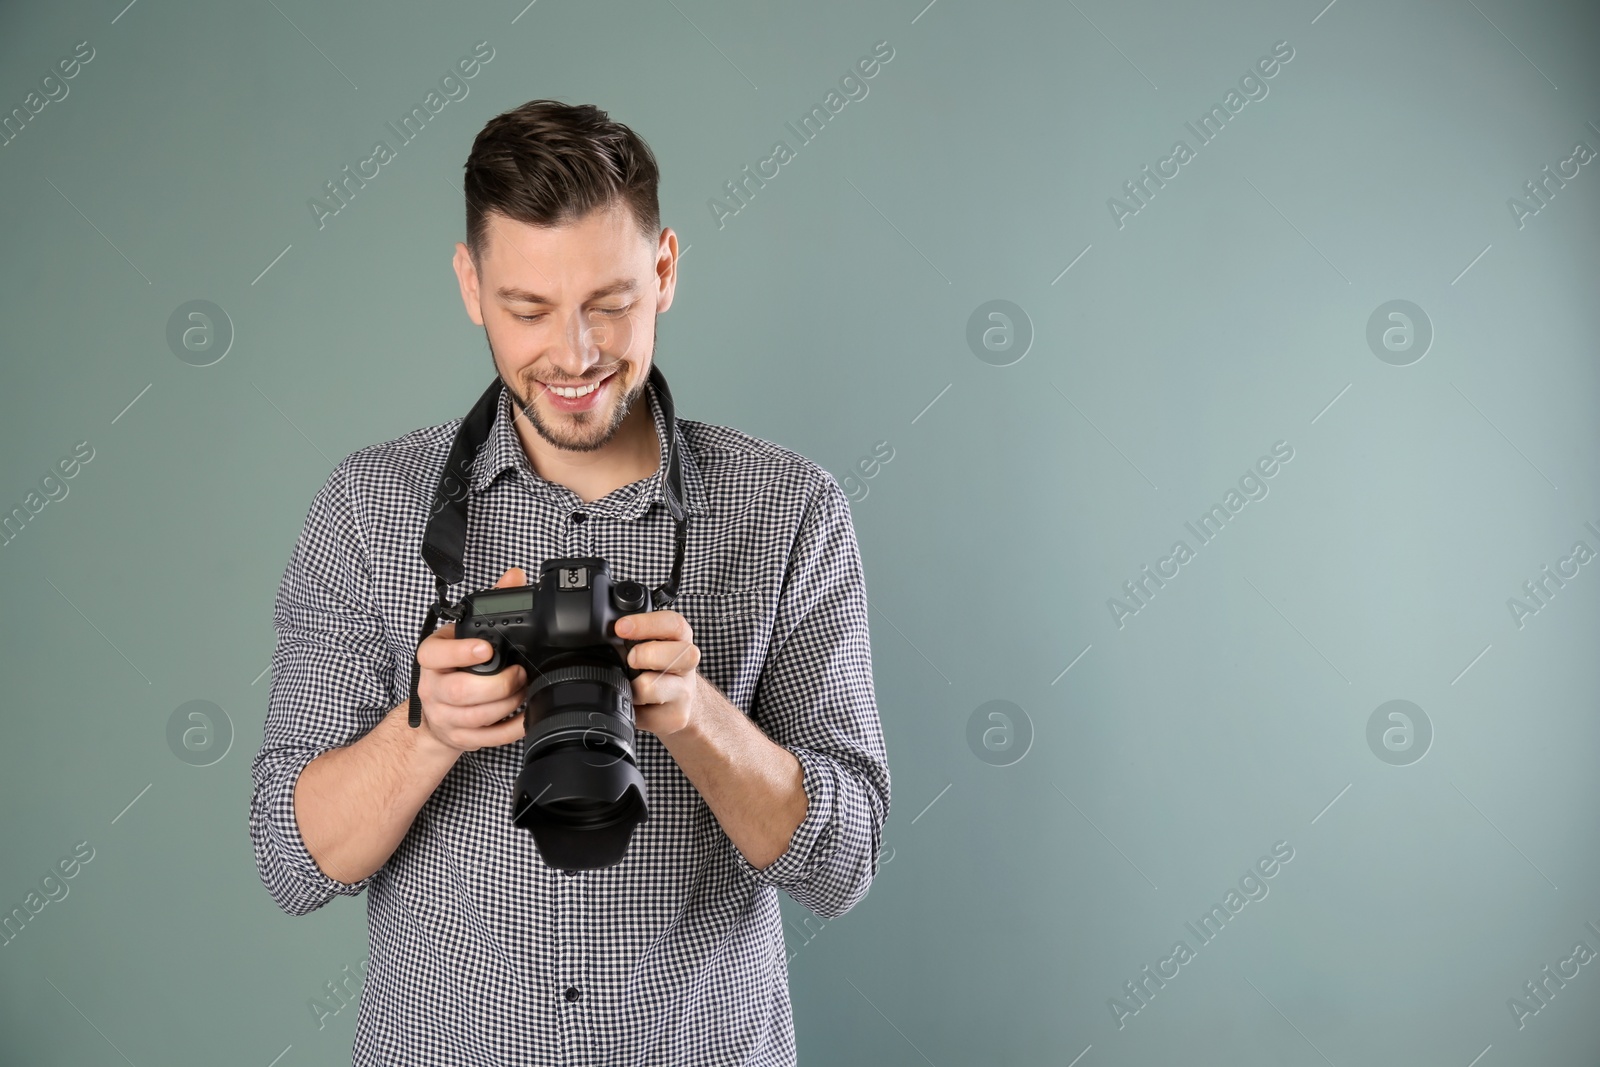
[{"xmin": 407, "ymin": 364, "xmax": 689, "ymax": 728}]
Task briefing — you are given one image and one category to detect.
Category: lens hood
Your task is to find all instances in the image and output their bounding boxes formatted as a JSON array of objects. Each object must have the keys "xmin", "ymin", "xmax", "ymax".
[{"xmin": 512, "ymin": 745, "xmax": 650, "ymax": 870}]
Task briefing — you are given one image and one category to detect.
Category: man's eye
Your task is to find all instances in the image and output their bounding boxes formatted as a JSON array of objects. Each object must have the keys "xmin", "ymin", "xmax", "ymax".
[{"xmin": 513, "ymin": 304, "xmax": 629, "ymax": 323}]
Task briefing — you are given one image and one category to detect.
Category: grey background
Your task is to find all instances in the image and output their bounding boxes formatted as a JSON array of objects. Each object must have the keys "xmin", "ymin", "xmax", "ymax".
[{"xmin": 2, "ymin": 0, "xmax": 1598, "ymax": 1064}]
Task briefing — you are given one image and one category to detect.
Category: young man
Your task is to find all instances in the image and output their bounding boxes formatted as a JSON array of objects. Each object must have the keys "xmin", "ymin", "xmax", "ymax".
[{"xmin": 248, "ymin": 99, "xmax": 891, "ymax": 1066}]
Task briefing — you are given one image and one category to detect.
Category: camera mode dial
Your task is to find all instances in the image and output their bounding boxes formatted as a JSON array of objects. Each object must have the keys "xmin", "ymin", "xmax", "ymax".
[{"xmin": 611, "ymin": 580, "xmax": 648, "ymax": 613}]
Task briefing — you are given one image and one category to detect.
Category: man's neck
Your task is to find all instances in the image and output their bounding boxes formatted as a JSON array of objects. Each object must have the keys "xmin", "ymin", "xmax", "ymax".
[{"xmin": 514, "ymin": 394, "xmax": 661, "ymax": 505}]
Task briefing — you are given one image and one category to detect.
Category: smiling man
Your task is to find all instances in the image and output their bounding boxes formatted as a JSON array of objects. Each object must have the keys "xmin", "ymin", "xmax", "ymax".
[{"xmin": 248, "ymin": 99, "xmax": 891, "ymax": 1067}]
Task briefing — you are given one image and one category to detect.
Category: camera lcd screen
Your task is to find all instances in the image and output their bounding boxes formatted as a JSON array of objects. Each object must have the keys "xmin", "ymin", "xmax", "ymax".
[{"xmin": 473, "ymin": 590, "xmax": 533, "ymax": 615}]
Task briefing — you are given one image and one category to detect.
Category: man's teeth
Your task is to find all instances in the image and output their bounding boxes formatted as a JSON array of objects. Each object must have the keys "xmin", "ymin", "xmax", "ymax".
[{"xmin": 548, "ymin": 378, "xmax": 604, "ymax": 398}]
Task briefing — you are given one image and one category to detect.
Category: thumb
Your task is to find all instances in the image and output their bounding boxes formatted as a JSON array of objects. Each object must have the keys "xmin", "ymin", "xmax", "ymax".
[{"xmin": 494, "ymin": 566, "xmax": 527, "ymax": 588}]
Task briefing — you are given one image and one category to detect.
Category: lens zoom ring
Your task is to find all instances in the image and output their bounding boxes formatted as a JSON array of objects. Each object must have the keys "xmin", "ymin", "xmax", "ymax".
[{"xmin": 524, "ymin": 663, "xmax": 630, "ymax": 702}]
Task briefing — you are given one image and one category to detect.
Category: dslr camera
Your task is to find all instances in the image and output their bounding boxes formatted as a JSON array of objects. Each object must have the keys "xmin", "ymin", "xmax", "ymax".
[{"xmin": 456, "ymin": 557, "xmax": 654, "ymax": 870}]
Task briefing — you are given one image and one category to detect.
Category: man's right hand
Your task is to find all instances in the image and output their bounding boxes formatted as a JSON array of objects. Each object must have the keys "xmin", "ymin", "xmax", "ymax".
[{"xmin": 414, "ymin": 566, "xmax": 531, "ymax": 754}]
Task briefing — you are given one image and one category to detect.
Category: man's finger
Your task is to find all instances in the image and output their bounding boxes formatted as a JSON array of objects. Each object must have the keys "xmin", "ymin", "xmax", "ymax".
[
  {"xmin": 629, "ymin": 639, "xmax": 700, "ymax": 676},
  {"xmin": 441, "ymin": 662, "xmax": 527, "ymax": 706},
  {"xmin": 419, "ymin": 631, "xmax": 497, "ymax": 670},
  {"xmin": 617, "ymin": 609, "xmax": 692, "ymax": 643},
  {"xmin": 479, "ymin": 711, "xmax": 527, "ymax": 746},
  {"xmin": 460, "ymin": 695, "xmax": 527, "ymax": 731},
  {"xmin": 632, "ymin": 670, "xmax": 690, "ymax": 708}
]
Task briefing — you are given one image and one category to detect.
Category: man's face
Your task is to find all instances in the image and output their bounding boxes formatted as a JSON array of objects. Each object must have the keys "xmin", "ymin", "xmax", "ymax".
[{"xmin": 453, "ymin": 201, "xmax": 676, "ymax": 453}]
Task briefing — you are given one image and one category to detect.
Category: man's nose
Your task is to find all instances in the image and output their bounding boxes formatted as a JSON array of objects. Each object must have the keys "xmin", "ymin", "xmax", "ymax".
[
  {"xmin": 554, "ymin": 307, "xmax": 631, "ymax": 367},
  {"xmin": 546, "ymin": 308, "xmax": 608, "ymax": 374}
]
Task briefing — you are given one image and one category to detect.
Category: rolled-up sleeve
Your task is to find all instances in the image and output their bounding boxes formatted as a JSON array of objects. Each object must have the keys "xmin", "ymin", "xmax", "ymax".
[
  {"xmin": 249, "ymin": 457, "xmax": 397, "ymax": 917},
  {"xmin": 730, "ymin": 473, "xmax": 891, "ymax": 919}
]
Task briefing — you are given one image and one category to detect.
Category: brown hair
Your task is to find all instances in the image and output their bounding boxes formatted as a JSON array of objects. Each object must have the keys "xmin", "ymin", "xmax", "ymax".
[{"xmin": 462, "ymin": 99, "xmax": 661, "ymax": 266}]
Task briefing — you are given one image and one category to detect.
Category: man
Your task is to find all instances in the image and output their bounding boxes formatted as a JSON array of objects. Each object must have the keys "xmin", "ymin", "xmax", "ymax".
[{"xmin": 248, "ymin": 99, "xmax": 891, "ymax": 1066}]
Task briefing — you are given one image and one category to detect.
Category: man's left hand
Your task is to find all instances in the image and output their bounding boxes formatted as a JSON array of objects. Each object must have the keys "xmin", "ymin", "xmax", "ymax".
[{"xmin": 615, "ymin": 610, "xmax": 702, "ymax": 738}]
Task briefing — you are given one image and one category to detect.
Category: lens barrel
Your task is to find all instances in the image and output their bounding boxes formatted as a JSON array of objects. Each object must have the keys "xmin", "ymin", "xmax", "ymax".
[{"xmin": 521, "ymin": 662, "xmax": 636, "ymax": 756}]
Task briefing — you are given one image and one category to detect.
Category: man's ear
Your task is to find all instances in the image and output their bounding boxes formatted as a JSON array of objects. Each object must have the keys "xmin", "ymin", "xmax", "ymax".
[
  {"xmin": 453, "ymin": 243, "xmax": 486, "ymax": 326},
  {"xmin": 653, "ymin": 228, "xmax": 678, "ymax": 315}
]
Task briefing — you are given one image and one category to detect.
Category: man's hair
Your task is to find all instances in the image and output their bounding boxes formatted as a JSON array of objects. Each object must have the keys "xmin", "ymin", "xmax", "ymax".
[{"xmin": 462, "ymin": 99, "xmax": 661, "ymax": 267}]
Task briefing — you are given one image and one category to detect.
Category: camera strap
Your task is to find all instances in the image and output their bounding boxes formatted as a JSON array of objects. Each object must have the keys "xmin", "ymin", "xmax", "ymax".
[{"xmin": 407, "ymin": 364, "xmax": 689, "ymax": 728}]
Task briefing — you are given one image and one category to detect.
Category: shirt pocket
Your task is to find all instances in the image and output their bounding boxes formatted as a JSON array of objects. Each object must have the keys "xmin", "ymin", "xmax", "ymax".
[{"xmin": 668, "ymin": 587, "xmax": 772, "ymax": 715}]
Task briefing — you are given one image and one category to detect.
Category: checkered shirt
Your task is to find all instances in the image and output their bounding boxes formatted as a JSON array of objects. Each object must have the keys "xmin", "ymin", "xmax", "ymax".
[{"xmin": 248, "ymin": 373, "xmax": 891, "ymax": 1066}]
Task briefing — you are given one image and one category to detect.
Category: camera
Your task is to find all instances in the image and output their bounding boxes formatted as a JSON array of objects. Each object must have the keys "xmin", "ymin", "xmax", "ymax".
[{"xmin": 456, "ymin": 557, "xmax": 654, "ymax": 870}]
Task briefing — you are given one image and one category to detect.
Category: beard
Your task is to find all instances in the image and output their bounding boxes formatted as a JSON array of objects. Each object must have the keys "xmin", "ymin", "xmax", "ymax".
[{"xmin": 492, "ymin": 331, "xmax": 654, "ymax": 454}]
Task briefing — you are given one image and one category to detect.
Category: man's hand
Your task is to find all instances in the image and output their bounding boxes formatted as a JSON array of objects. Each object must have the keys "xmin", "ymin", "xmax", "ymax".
[
  {"xmin": 616, "ymin": 610, "xmax": 703, "ymax": 738},
  {"xmin": 621, "ymin": 609, "xmax": 809, "ymax": 871},
  {"xmin": 413, "ymin": 566, "xmax": 531, "ymax": 754}
]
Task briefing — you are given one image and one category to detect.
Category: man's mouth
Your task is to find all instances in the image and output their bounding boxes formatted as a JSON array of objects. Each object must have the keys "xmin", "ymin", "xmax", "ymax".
[
  {"xmin": 538, "ymin": 370, "xmax": 618, "ymax": 412},
  {"xmin": 547, "ymin": 379, "xmax": 604, "ymax": 398}
]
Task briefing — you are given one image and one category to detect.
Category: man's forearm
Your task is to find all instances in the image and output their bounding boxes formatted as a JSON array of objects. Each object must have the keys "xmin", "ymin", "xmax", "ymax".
[
  {"xmin": 658, "ymin": 674, "xmax": 808, "ymax": 870},
  {"xmin": 294, "ymin": 701, "xmax": 463, "ymax": 886}
]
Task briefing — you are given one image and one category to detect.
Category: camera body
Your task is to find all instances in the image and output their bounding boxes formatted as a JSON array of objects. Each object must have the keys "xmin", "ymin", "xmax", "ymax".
[
  {"xmin": 455, "ymin": 557, "xmax": 656, "ymax": 870},
  {"xmin": 458, "ymin": 557, "xmax": 651, "ymax": 678}
]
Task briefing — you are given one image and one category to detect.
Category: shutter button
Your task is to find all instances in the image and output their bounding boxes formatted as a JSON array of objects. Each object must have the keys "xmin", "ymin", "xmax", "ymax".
[
  {"xmin": 564, "ymin": 986, "xmax": 581, "ymax": 1002},
  {"xmin": 570, "ymin": 511, "xmax": 588, "ymax": 524}
]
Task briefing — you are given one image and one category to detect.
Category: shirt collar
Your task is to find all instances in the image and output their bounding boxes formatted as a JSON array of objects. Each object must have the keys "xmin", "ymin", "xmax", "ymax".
[{"xmin": 469, "ymin": 373, "xmax": 709, "ymax": 520}]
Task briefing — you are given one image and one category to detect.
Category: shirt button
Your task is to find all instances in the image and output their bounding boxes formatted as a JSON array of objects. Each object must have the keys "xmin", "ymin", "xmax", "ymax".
[
  {"xmin": 563, "ymin": 986, "xmax": 581, "ymax": 1002},
  {"xmin": 569, "ymin": 511, "xmax": 588, "ymax": 525}
]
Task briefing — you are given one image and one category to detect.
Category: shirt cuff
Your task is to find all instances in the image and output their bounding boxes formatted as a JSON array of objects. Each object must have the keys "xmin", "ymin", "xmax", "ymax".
[
  {"xmin": 260, "ymin": 747, "xmax": 378, "ymax": 901},
  {"xmin": 728, "ymin": 744, "xmax": 839, "ymax": 888}
]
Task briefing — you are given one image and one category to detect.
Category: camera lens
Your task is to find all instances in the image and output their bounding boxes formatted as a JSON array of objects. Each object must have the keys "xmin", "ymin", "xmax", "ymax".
[{"xmin": 511, "ymin": 653, "xmax": 650, "ymax": 869}]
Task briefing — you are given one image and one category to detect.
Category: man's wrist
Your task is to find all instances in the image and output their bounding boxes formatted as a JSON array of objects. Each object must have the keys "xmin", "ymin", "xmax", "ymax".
[{"xmin": 390, "ymin": 701, "xmax": 464, "ymax": 774}]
